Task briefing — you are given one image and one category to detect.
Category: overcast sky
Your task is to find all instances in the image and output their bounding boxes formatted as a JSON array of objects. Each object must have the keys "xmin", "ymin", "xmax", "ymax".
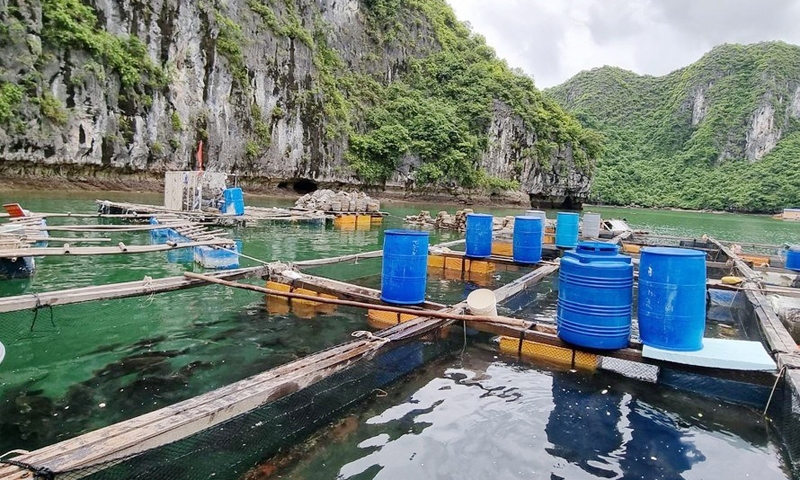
[{"xmin": 447, "ymin": 0, "xmax": 800, "ymax": 88}]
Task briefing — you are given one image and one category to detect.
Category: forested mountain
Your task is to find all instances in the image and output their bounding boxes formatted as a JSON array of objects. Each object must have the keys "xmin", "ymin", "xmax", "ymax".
[
  {"xmin": 547, "ymin": 42, "xmax": 800, "ymax": 212},
  {"xmin": 0, "ymin": 0, "xmax": 599, "ymax": 206}
]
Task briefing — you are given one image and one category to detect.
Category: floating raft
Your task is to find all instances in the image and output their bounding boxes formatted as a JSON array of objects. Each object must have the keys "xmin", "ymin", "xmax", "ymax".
[
  {"xmin": 2, "ymin": 232, "xmax": 800, "ymax": 479},
  {"xmin": 0, "ymin": 207, "xmax": 240, "ymax": 273}
]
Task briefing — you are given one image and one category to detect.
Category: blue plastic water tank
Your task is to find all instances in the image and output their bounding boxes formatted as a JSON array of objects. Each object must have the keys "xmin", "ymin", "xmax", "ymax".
[
  {"xmin": 555, "ymin": 212, "xmax": 580, "ymax": 248},
  {"xmin": 381, "ymin": 229, "xmax": 430, "ymax": 305},
  {"xmin": 513, "ymin": 216, "xmax": 543, "ymax": 264},
  {"xmin": 465, "ymin": 213, "xmax": 493, "ymax": 258},
  {"xmin": 149, "ymin": 217, "xmax": 169, "ymax": 240},
  {"xmin": 786, "ymin": 246, "xmax": 800, "ymax": 271},
  {"xmin": 638, "ymin": 247, "xmax": 706, "ymax": 351},
  {"xmin": 222, "ymin": 188, "xmax": 245, "ymax": 216},
  {"xmin": 557, "ymin": 242, "xmax": 634, "ymax": 350}
]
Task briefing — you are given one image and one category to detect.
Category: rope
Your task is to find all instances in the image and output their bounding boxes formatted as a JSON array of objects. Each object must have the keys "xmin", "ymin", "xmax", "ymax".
[
  {"xmin": 0, "ymin": 459, "xmax": 55, "ymax": 480},
  {"xmin": 216, "ymin": 246, "xmax": 270, "ymax": 265},
  {"xmin": 460, "ymin": 320, "xmax": 468, "ymax": 357},
  {"xmin": 0, "ymin": 450, "xmax": 30, "ymax": 459},
  {"xmin": 516, "ymin": 322, "xmax": 537, "ymax": 359},
  {"xmin": 351, "ymin": 330, "xmax": 390, "ymax": 345},
  {"xmin": 29, "ymin": 294, "xmax": 54, "ymax": 331},
  {"xmin": 142, "ymin": 275, "xmax": 155, "ymax": 305},
  {"xmin": 763, "ymin": 364, "xmax": 787, "ymax": 417}
]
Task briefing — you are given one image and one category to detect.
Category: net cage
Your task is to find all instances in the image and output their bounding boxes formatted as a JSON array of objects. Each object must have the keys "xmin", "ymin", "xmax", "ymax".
[
  {"xmin": 54, "ymin": 340, "xmax": 453, "ymax": 480},
  {"xmin": 0, "ymin": 283, "xmax": 458, "ymax": 480},
  {"xmin": 2, "ymin": 275, "xmax": 800, "ymax": 478}
]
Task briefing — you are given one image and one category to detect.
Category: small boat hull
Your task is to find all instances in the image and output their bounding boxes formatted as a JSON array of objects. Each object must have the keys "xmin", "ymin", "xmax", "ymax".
[{"xmin": 0, "ymin": 256, "xmax": 35, "ymax": 279}]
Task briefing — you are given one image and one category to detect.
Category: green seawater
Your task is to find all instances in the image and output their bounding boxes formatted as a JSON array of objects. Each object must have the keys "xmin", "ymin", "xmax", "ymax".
[{"xmin": 0, "ymin": 191, "xmax": 796, "ymax": 479}]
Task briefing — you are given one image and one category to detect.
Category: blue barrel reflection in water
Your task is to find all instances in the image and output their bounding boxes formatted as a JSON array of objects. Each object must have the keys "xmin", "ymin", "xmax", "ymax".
[
  {"xmin": 465, "ymin": 213, "xmax": 493, "ymax": 258},
  {"xmin": 638, "ymin": 247, "xmax": 707, "ymax": 351},
  {"xmin": 513, "ymin": 216, "xmax": 543, "ymax": 264},
  {"xmin": 380, "ymin": 229, "xmax": 430, "ymax": 305},
  {"xmin": 555, "ymin": 212, "xmax": 580, "ymax": 248},
  {"xmin": 547, "ymin": 371, "xmax": 623, "ymax": 478},
  {"xmin": 557, "ymin": 242, "xmax": 633, "ymax": 350}
]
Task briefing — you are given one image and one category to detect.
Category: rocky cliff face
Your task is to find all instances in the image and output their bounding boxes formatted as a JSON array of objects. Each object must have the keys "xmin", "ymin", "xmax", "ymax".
[
  {"xmin": 546, "ymin": 42, "xmax": 800, "ymax": 212},
  {"xmin": 478, "ymin": 101, "xmax": 591, "ymax": 208},
  {"xmin": 0, "ymin": 0, "xmax": 592, "ymax": 206}
]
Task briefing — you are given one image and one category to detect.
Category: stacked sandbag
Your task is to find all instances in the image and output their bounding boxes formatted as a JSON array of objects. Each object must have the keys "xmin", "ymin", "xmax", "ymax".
[
  {"xmin": 434, "ymin": 211, "xmax": 455, "ymax": 230},
  {"xmin": 404, "ymin": 210, "xmax": 435, "ymax": 227},
  {"xmin": 294, "ymin": 190, "xmax": 380, "ymax": 212}
]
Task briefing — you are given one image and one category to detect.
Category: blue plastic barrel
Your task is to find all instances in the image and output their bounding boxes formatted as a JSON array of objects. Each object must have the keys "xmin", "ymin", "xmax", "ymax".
[
  {"xmin": 465, "ymin": 213, "xmax": 493, "ymax": 258},
  {"xmin": 637, "ymin": 247, "xmax": 706, "ymax": 351},
  {"xmin": 513, "ymin": 216, "xmax": 543, "ymax": 264},
  {"xmin": 381, "ymin": 229, "xmax": 430, "ymax": 305},
  {"xmin": 786, "ymin": 246, "xmax": 800, "ymax": 271},
  {"xmin": 557, "ymin": 242, "xmax": 634, "ymax": 350},
  {"xmin": 555, "ymin": 212, "xmax": 580, "ymax": 248},
  {"xmin": 223, "ymin": 188, "xmax": 245, "ymax": 216}
]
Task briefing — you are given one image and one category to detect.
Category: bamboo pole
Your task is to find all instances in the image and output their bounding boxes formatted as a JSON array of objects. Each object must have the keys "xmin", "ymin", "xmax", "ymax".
[
  {"xmin": 184, "ymin": 271, "xmax": 531, "ymax": 329},
  {"xmin": 18, "ymin": 236, "xmax": 113, "ymax": 243},
  {"xmin": 0, "ymin": 265, "xmax": 270, "ymax": 313},
  {"xmin": 18, "ymin": 223, "xmax": 197, "ymax": 232},
  {"xmin": 2, "ymin": 212, "xmax": 181, "ymax": 219},
  {"xmin": 0, "ymin": 239, "xmax": 233, "ymax": 258}
]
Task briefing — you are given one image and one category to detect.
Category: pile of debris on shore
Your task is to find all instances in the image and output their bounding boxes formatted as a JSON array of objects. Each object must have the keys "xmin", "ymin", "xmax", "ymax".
[
  {"xmin": 295, "ymin": 190, "xmax": 380, "ymax": 212},
  {"xmin": 404, "ymin": 209, "xmax": 519, "ymax": 235}
]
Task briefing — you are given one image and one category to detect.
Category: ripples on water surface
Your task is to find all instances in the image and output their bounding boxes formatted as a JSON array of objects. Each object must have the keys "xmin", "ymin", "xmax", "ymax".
[
  {"xmin": 0, "ymin": 191, "xmax": 795, "ymax": 478},
  {"xmin": 281, "ymin": 348, "xmax": 787, "ymax": 479}
]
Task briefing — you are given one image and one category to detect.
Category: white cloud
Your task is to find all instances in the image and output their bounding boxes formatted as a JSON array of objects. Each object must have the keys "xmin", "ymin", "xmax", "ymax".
[{"xmin": 447, "ymin": 0, "xmax": 800, "ymax": 88}]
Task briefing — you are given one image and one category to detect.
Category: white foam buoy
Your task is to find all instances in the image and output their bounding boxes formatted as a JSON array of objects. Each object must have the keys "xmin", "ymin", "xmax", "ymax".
[
  {"xmin": 0, "ymin": 341, "xmax": 5, "ymax": 365},
  {"xmin": 467, "ymin": 289, "xmax": 498, "ymax": 317}
]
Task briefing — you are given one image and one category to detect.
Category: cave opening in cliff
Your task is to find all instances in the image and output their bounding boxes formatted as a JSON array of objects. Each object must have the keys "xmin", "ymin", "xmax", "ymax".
[
  {"xmin": 559, "ymin": 196, "xmax": 577, "ymax": 210},
  {"xmin": 278, "ymin": 178, "xmax": 318, "ymax": 194}
]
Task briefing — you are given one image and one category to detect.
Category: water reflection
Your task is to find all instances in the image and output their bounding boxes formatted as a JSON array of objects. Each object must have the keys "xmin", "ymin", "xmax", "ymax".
[
  {"xmin": 620, "ymin": 399, "xmax": 705, "ymax": 479},
  {"xmin": 546, "ymin": 372, "xmax": 705, "ymax": 479},
  {"xmin": 277, "ymin": 350, "xmax": 785, "ymax": 480},
  {"xmin": 546, "ymin": 372, "xmax": 623, "ymax": 478}
]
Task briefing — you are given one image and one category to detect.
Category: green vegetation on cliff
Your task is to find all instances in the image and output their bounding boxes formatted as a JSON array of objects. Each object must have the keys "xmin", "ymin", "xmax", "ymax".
[
  {"xmin": 345, "ymin": 0, "xmax": 600, "ymax": 190},
  {"xmin": 42, "ymin": 0, "xmax": 165, "ymax": 90},
  {"xmin": 547, "ymin": 42, "xmax": 800, "ymax": 212},
  {"xmin": 2, "ymin": 0, "xmax": 598, "ymax": 196}
]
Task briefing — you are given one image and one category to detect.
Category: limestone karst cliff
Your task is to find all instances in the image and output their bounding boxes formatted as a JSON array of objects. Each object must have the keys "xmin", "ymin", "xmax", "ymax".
[
  {"xmin": 547, "ymin": 42, "xmax": 800, "ymax": 212},
  {"xmin": 0, "ymin": 0, "xmax": 599, "ymax": 207}
]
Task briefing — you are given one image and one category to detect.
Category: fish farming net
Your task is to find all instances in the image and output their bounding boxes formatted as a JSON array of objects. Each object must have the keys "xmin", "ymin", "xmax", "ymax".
[
  {"xmin": 768, "ymin": 371, "xmax": 800, "ymax": 478},
  {"xmin": 0, "ymin": 284, "xmax": 458, "ymax": 480},
  {"xmin": 10, "ymin": 339, "xmax": 455, "ymax": 480}
]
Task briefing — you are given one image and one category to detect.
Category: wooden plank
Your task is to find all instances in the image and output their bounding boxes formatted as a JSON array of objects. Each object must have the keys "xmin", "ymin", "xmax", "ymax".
[
  {"xmin": 0, "ymin": 262, "xmax": 560, "ymax": 478},
  {"xmin": 271, "ymin": 272, "xmax": 447, "ymax": 311},
  {"xmin": 186, "ymin": 272, "xmax": 531, "ymax": 329},
  {"xmin": 0, "ymin": 339, "xmax": 382, "ymax": 478},
  {"xmin": 378, "ymin": 262, "xmax": 561, "ymax": 343},
  {"xmin": 0, "ymin": 266, "xmax": 269, "ymax": 313},
  {"xmin": 709, "ymin": 237, "xmax": 800, "ymax": 367},
  {"xmin": 294, "ymin": 239, "xmax": 466, "ymax": 268},
  {"xmin": 610, "ymin": 230, "xmax": 633, "ymax": 245}
]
